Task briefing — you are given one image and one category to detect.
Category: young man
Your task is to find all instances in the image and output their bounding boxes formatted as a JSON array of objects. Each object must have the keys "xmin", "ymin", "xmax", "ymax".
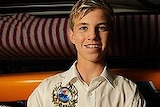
[{"xmin": 27, "ymin": 0, "xmax": 146, "ymax": 106}]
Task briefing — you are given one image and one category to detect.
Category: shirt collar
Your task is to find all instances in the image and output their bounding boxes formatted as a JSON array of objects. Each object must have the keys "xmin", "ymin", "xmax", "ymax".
[
  {"xmin": 100, "ymin": 66, "xmax": 116, "ymax": 88},
  {"xmin": 62, "ymin": 61, "xmax": 79, "ymax": 86},
  {"xmin": 62, "ymin": 60, "xmax": 116, "ymax": 88}
]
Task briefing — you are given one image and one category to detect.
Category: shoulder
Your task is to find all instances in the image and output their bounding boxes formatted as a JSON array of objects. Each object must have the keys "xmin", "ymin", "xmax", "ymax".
[
  {"xmin": 113, "ymin": 74, "xmax": 137, "ymax": 93},
  {"xmin": 28, "ymin": 71, "xmax": 69, "ymax": 96},
  {"xmin": 112, "ymin": 75, "xmax": 146, "ymax": 106},
  {"xmin": 107, "ymin": 69, "xmax": 137, "ymax": 90},
  {"xmin": 41, "ymin": 71, "xmax": 69, "ymax": 86}
]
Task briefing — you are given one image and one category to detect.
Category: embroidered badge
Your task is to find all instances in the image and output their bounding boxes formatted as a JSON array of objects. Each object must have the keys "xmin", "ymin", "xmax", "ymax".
[{"xmin": 52, "ymin": 82, "xmax": 78, "ymax": 107}]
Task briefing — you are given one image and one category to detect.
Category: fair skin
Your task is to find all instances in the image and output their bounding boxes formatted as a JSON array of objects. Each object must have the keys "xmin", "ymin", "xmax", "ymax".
[{"xmin": 69, "ymin": 8, "xmax": 111, "ymax": 85}]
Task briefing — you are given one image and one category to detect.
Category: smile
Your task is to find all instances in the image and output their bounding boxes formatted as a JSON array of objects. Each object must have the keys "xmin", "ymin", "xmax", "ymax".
[{"xmin": 84, "ymin": 44, "xmax": 102, "ymax": 48}]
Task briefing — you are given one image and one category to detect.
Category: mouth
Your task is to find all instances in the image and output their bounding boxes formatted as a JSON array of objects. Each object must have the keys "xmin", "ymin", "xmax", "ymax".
[{"xmin": 84, "ymin": 44, "xmax": 102, "ymax": 48}]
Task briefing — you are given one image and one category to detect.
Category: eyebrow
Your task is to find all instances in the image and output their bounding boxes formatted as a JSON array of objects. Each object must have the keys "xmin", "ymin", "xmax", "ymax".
[
  {"xmin": 76, "ymin": 22, "xmax": 107, "ymax": 26},
  {"xmin": 76, "ymin": 23, "xmax": 88, "ymax": 27},
  {"xmin": 97, "ymin": 22, "xmax": 108, "ymax": 25}
]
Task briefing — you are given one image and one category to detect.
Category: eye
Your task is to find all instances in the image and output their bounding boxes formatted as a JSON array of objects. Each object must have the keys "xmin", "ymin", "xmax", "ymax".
[
  {"xmin": 79, "ymin": 26, "xmax": 88, "ymax": 31},
  {"xmin": 98, "ymin": 26, "xmax": 108, "ymax": 31}
]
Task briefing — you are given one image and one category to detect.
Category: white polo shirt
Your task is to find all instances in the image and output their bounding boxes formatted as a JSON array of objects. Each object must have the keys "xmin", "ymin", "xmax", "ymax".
[{"xmin": 27, "ymin": 61, "xmax": 146, "ymax": 107}]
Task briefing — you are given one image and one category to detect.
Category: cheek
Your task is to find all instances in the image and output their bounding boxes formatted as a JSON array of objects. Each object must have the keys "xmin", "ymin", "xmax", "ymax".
[
  {"xmin": 74, "ymin": 33, "xmax": 86, "ymax": 43},
  {"xmin": 101, "ymin": 34, "xmax": 109, "ymax": 48}
]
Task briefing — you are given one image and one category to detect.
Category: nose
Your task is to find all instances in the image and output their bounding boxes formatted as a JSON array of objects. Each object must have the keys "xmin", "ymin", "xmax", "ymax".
[{"xmin": 87, "ymin": 28, "xmax": 100, "ymax": 40}]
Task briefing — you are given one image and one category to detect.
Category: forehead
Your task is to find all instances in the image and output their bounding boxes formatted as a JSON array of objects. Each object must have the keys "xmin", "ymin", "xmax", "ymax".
[
  {"xmin": 74, "ymin": 8, "xmax": 108, "ymax": 25},
  {"xmin": 75, "ymin": 8, "xmax": 107, "ymax": 21}
]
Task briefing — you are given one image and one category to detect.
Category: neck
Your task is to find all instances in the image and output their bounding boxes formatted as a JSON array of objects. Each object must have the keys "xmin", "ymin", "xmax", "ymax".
[{"xmin": 76, "ymin": 60, "xmax": 105, "ymax": 85}]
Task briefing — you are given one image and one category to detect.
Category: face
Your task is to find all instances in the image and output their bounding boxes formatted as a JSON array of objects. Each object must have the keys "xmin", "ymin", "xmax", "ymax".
[{"xmin": 69, "ymin": 8, "xmax": 111, "ymax": 63}]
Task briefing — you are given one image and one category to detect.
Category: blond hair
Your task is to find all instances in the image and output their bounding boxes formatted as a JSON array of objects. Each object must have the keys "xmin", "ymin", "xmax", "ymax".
[{"xmin": 69, "ymin": 0, "xmax": 114, "ymax": 31}]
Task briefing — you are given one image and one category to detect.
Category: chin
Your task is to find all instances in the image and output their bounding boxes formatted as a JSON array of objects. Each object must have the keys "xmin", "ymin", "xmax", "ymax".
[{"xmin": 87, "ymin": 56, "xmax": 105, "ymax": 63}]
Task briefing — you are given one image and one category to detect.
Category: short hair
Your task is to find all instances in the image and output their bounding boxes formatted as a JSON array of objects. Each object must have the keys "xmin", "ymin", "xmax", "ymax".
[{"xmin": 69, "ymin": 0, "xmax": 115, "ymax": 31}]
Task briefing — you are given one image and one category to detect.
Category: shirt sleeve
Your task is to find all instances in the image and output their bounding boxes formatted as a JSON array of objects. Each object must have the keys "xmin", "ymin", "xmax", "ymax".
[
  {"xmin": 27, "ymin": 90, "xmax": 43, "ymax": 107},
  {"xmin": 132, "ymin": 88, "xmax": 146, "ymax": 107},
  {"xmin": 27, "ymin": 80, "xmax": 46, "ymax": 107}
]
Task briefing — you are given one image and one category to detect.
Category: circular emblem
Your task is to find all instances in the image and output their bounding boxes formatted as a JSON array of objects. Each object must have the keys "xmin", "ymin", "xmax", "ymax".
[
  {"xmin": 52, "ymin": 82, "xmax": 78, "ymax": 106},
  {"xmin": 59, "ymin": 87, "xmax": 71, "ymax": 102}
]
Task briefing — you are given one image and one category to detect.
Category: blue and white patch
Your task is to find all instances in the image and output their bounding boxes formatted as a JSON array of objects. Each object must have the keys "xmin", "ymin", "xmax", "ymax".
[{"xmin": 52, "ymin": 82, "xmax": 78, "ymax": 106}]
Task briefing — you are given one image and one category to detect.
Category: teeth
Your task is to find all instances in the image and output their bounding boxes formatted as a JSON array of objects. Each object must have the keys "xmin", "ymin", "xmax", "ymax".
[{"xmin": 85, "ymin": 44, "xmax": 101, "ymax": 48}]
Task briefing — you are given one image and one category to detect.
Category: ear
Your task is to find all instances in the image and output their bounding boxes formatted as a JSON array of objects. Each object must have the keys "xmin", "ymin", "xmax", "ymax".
[{"xmin": 68, "ymin": 28, "xmax": 75, "ymax": 44}]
